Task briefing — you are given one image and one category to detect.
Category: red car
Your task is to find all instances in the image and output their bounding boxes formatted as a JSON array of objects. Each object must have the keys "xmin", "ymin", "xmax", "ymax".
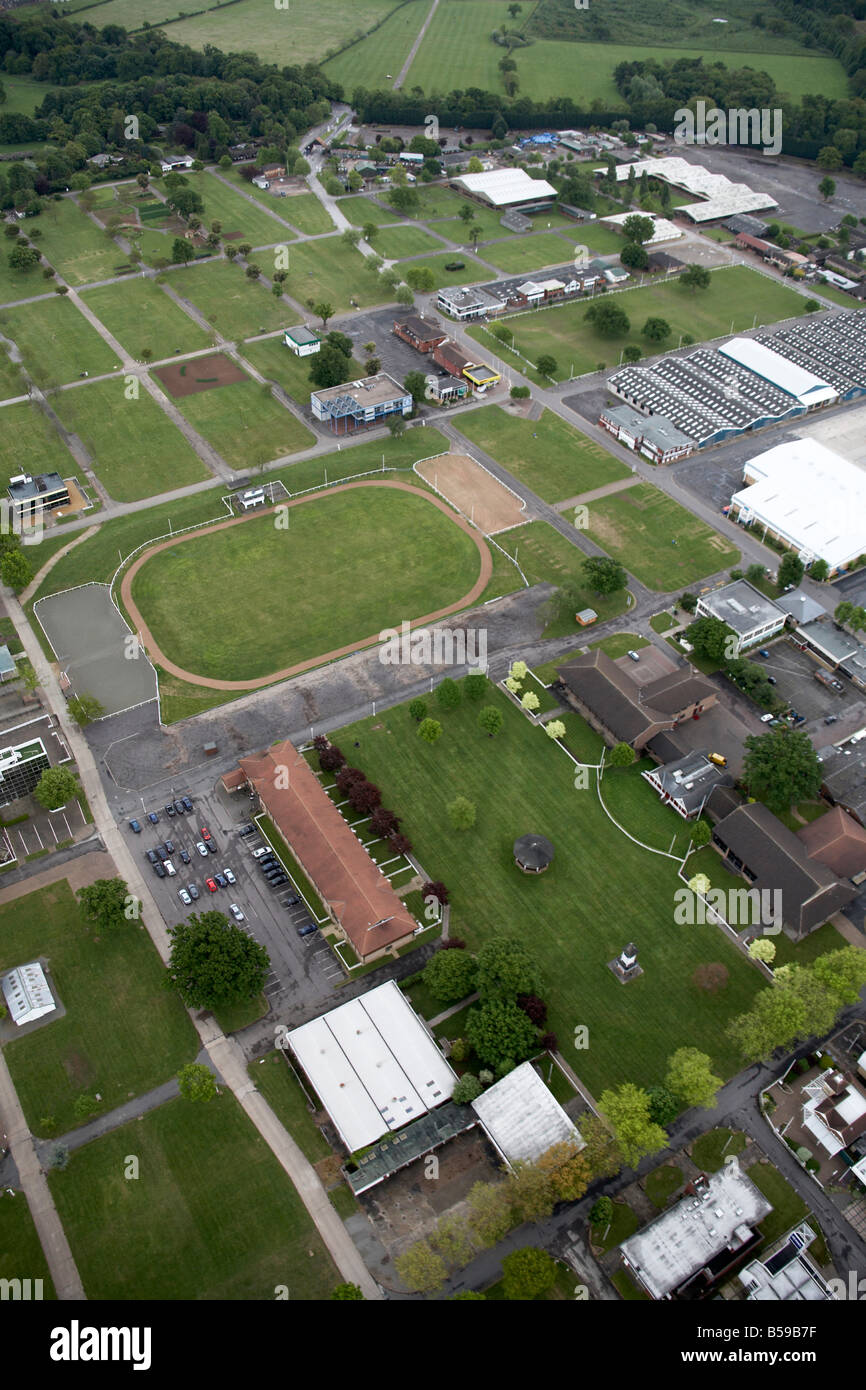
[
  {"xmin": 201, "ymin": 826, "xmax": 212, "ymax": 842},
  {"xmin": 206, "ymin": 877, "xmax": 218, "ymax": 892}
]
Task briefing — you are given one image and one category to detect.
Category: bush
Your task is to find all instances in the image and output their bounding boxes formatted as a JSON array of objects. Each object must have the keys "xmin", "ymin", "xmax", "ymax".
[
  {"xmin": 463, "ymin": 672, "xmax": 488, "ymax": 701},
  {"xmin": 510, "ymin": 385, "xmax": 530, "ymax": 399},
  {"xmin": 452, "ymin": 1073, "xmax": 483, "ymax": 1104},
  {"xmin": 422, "ymin": 947, "xmax": 478, "ymax": 1003}
]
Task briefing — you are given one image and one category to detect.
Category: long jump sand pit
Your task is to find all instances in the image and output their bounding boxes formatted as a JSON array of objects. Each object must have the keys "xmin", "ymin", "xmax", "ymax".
[
  {"xmin": 153, "ymin": 352, "xmax": 246, "ymax": 399},
  {"xmin": 415, "ymin": 453, "xmax": 525, "ymax": 535}
]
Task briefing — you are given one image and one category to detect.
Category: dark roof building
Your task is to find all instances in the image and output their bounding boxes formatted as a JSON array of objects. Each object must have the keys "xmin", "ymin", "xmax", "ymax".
[
  {"xmin": 817, "ymin": 739, "xmax": 866, "ymax": 826},
  {"xmin": 393, "ymin": 314, "xmax": 447, "ymax": 354},
  {"xmin": 557, "ymin": 650, "xmax": 716, "ymax": 751},
  {"xmin": 432, "ymin": 339, "xmax": 476, "ymax": 378},
  {"xmin": 797, "ymin": 805, "xmax": 866, "ymax": 879},
  {"xmin": 642, "ymin": 750, "xmax": 733, "ymax": 819},
  {"xmin": 7, "ymin": 472, "xmax": 69, "ymax": 518},
  {"xmin": 724, "ymin": 214, "xmax": 769, "ymax": 237},
  {"xmin": 647, "ymin": 250, "xmax": 685, "ymax": 274},
  {"xmin": 711, "ymin": 802, "xmax": 856, "ymax": 938},
  {"xmin": 513, "ymin": 833, "xmax": 554, "ymax": 873}
]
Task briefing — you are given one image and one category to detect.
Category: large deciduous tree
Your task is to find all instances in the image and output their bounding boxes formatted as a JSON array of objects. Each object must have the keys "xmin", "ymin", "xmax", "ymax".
[
  {"xmin": 166, "ymin": 911, "xmax": 270, "ymax": 1010},
  {"xmin": 598, "ymin": 1083, "xmax": 667, "ymax": 1169},
  {"xmin": 465, "ymin": 998, "xmax": 538, "ymax": 1066},
  {"xmin": 34, "ymin": 764, "xmax": 79, "ymax": 810},
  {"xmin": 665, "ymin": 1047, "xmax": 723, "ymax": 1110},
  {"xmin": 77, "ymin": 877, "xmax": 131, "ymax": 932},
  {"xmin": 476, "ymin": 935, "xmax": 539, "ymax": 1001},
  {"xmin": 422, "ymin": 947, "xmax": 478, "ymax": 1003},
  {"xmin": 742, "ymin": 727, "xmax": 821, "ymax": 813}
]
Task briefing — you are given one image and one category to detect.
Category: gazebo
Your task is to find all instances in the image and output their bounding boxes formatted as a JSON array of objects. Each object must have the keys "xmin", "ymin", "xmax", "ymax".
[{"xmin": 513, "ymin": 833, "xmax": 554, "ymax": 874}]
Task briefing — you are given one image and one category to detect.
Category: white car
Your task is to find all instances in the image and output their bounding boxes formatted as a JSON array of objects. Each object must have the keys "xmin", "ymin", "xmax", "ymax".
[
  {"xmin": 229, "ymin": 903, "xmax": 245, "ymax": 923},
  {"xmin": 251, "ymin": 846, "xmax": 271, "ymax": 859},
  {"xmin": 223, "ymin": 867, "xmax": 236, "ymax": 884},
  {"xmin": 178, "ymin": 888, "xmax": 192, "ymax": 906},
  {"xmin": 164, "ymin": 859, "xmax": 176, "ymax": 876},
  {"xmin": 196, "ymin": 841, "xmax": 209, "ymax": 857},
  {"xmin": 760, "ymin": 712, "xmax": 775, "ymax": 722}
]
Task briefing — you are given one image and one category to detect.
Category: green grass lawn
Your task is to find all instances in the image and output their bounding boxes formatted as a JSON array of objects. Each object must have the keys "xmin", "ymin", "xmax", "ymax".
[
  {"xmin": 494, "ymin": 266, "xmax": 809, "ymax": 380},
  {"xmin": 331, "ymin": 685, "xmax": 764, "ymax": 1092},
  {"xmin": 277, "ymin": 237, "xmax": 390, "ymax": 315},
  {"xmin": 690, "ymin": 1128, "xmax": 747, "ymax": 1172},
  {"xmin": 168, "ymin": 0, "xmax": 402, "ymax": 66},
  {"xmin": 338, "ymin": 196, "xmax": 397, "ymax": 228},
  {"xmin": 0, "ymin": 402, "xmax": 73, "ymax": 490},
  {"xmin": 611, "ymin": 1268, "xmax": 650, "ymax": 1300},
  {"xmin": 28, "ymin": 198, "xmax": 126, "ymax": 287},
  {"xmin": 590, "ymin": 1198, "xmax": 640, "ymax": 1254},
  {"xmin": 644, "ymin": 1163, "xmax": 685, "ymax": 1208},
  {"xmin": 279, "ymin": 192, "xmax": 336, "ymax": 237},
  {"xmin": 401, "ymin": 252, "xmax": 492, "ymax": 288},
  {"xmin": 250, "ymin": 1052, "xmax": 331, "ymax": 1163},
  {"xmin": 481, "ymin": 233, "xmax": 578, "ymax": 275},
  {"xmin": 748, "ymin": 1160, "xmax": 823, "ymax": 1253},
  {"xmin": 238, "ymin": 334, "xmax": 363, "ymax": 408},
  {"xmin": 455, "ymin": 405, "xmax": 630, "ymax": 504},
  {"xmin": 650, "ymin": 611, "xmax": 677, "ymax": 633},
  {"xmin": 374, "ymin": 225, "xmax": 446, "ymax": 260},
  {"xmin": 0, "ymin": 1191, "xmax": 57, "ymax": 1299},
  {"xmin": 187, "ymin": 171, "xmax": 290, "ymax": 247},
  {"xmin": 396, "ymin": 185, "xmax": 467, "ymax": 222},
  {"xmin": 52, "ymin": 380, "xmax": 210, "ymax": 502},
  {"xmin": 0, "ymin": 243, "xmax": 54, "ymax": 308},
  {"xmin": 171, "ymin": 371, "xmax": 314, "ymax": 469},
  {"xmin": 0, "ymin": 296, "xmax": 119, "ymax": 387},
  {"xmin": 585, "ymin": 483, "xmax": 738, "ymax": 590},
  {"xmin": 168, "ymin": 260, "xmax": 292, "ymax": 341},
  {"xmin": 81, "ymin": 278, "xmax": 211, "ymax": 361},
  {"xmin": 591, "ymin": 632, "xmax": 650, "ymax": 660},
  {"xmin": 0, "ymin": 345, "xmax": 26, "ymax": 402},
  {"xmin": 323, "ymin": 0, "xmax": 430, "ymax": 88},
  {"xmin": 131, "ymin": 486, "xmax": 483, "ymax": 681},
  {"xmin": 0, "ymin": 881, "xmax": 197, "ymax": 1135},
  {"xmin": 49, "ymin": 1092, "xmax": 338, "ymax": 1299},
  {"xmin": 494, "ymin": 520, "xmax": 630, "ymax": 635}
]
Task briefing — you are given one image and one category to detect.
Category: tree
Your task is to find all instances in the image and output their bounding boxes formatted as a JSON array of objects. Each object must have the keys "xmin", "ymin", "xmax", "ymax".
[
  {"xmin": 436, "ymin": 677, "xmax": 461, "ymax": 711},
  {"xmin": 816, "ymin": 146, "xmax": 842, "ymax": 171},
  {"xmin": 77, "ymin": 877, "xmax": 131, "ymax": 932},
  {"xmin": 369, "ymin": 806, "xmax": 399, "ymax": 839},
  {"xmin": 331, "ymin": 1282, "xmax": 365, "ymax": 1300},
  {"xmin": 742, "ymin": 727, "xmax": 821, "ymax": 814},
  {"xmin": 476, "ymin": 936, "xmax": 539, "ymax": 1001},
  {"xmin": 745, "ymin": 563, "xmax": 767, "ymax": 584},
  {"xmin": 406, "ymin": 265, "xmax": 436, "ymax": 291},
  {"xmin": 451, "ymin": 1290, "xmax": 486, "ymax": 1300},
  {"xmin": 620, "ymin": 241, "xmax": 649, "ymax": 270},
  {"xmin": 622, "ymin": 214, "xmax": 655, "ymax": 244},
  {"xmin": 545, "ymin": 720, "xmax": 565, "ymax": 740},
  {"xmin": 177, "ymin": 1062, "xmax": 217, "ymax": 1102},
  {"xmin": 536, "ymin": 354, "xmax": 558, "ymax": 378},
  {"xmin": 478, "ymin": 705, "xmax": 504, "ymax": 738},
  {"xmin": 8, "ymin": 243, "xmax": 40, "ymax": 272},
  {"xmin": 432, "ymin": 1212, "xmax": 476, "ymax": 1269},
  {"xmin": 408, "ymin": 697, "xmax": 427, "ymax": 722},
  {"xmin": 686, "ymin": 616, "xmax": 736, "ymax": 663},
  {"xmin": 818, "ymin": 176, "xmax": 836, "ymax": 201},
  {"xmin": 362, "ymin": 222, "xmax": 377, "ymax": 244},
  {"xmin": 423, "ymin": 946, "xmax": 478, "ymax": 1003},
  {"xmin": 598, "ymin": 1083, "xmax": 667, "ymax": 1168},
  {"xmin": 447, "ymin": 795, "xmax": 476, "ymax": 831},
  {"xmin": 309, "ymin": 344, "xmax": 353, "ymax": 390},
  {"xmin": 690, "ymin": 819, "xmax": 711, "ymax": 849},
  {"xmin": 313, "ymin": 301, "xmax": 334, "ymax": 328},
  {"xmin": 395, "ymin": 285, "xmax": 414, "ymax": 306},
  {"xmin": 387, "ymin": 414, "xmax": 406, "ymax": 438},
  {"xmin": 18, "ymin": 659, "xmax": 40, "ymax": 693},
  {"xmin": 463, "ymin": 672, "xmax": 488, "ymax": 700},
  {"xmin": 236, "ymin": 243, "xmax": 253, "ymax": 258},
  {"xmin": 466, "ymin": 1180, "xmax": 512, "ymax": 1247},
  {"xmin": 452, "ymin": 1073, "xmax": 483, "ymax": 1104},
  {"xmin": 501, "ymin": 1247, "xmax": 557, "ymax": 1301},
  {"xmin": 579, "ymin": 1112, "xmax": 624, "ymax": 1179},
  {"xmin": 680, "ymin": 264, "xmax": 711, "ymax": 292},
  {"xmin": 404, "ymin": 370, "xmax": 428, "ymax": 406},
  {"xmin": 535, "ymin": 1139, "xmax": 591, "ymax": 1201},
  {"xmin": 584, "ymin": 300, "xmax": 629, "ymax": 336},
  {"xmin": 422, "ymin": 880, "xmax": 450, "ymax": 906},
  {"xmin": 171, "ymin": 237, "xmax": 195, "ymax": 264},
  {"xmin": 466, "ymin": 999, "xmax": 538, "ymax": 1066},
  {"xmin": 33, "ymin": 764, "xmax": 79, "ymax": 811},
  {"xmin": 0, "ymin": 547, "xmax": 32, "ymax": 592},
  {"xmin": 67, "ymin": 693, "xmax": 104, "ymax": 727},
  {"xmin": 341, "ymin": 227, "xmax": 361, "ymax": 247},
  {"xmin": 646, "ymin": 1083, "xmax": 679, "ymax": 1126},
  {"xmin": 665, "ymin": 1047, "xmax": 722, "ymax": 1110},
  {"xmin": 590, "ymin": 1196, "xmax": 614, "ymax": 1227},
  {"xmin": 166, "ymin": 911, "xmax": 270, "ymax": 1010},
  {"xmin": 778, "ymin": 552, "xmax": 804, "ymax": 588},
  {"xmin": 417, "ymin": 717, "xmax": 443, "ymax": 744},
  {"xmin": 811, "ymin": 946, "xmax": 866, "ymax": 1006},
  {"xmin": 395, "ymin": 1240, "xmax": 446, "ymax": 1294},
  {"xmin": 245, "ymin": 263, "xmax": 261, "ymax": 279},
  {"xmin": 582, "ymin": 555, "xmax": 626, "ymax": 595},
  {"xmin": 608, "ymin": 741, "xmax": 635, "ymax": 768},
  {"xmin": 809, "ymin": 559, "xmax": 829, "ymax": 582},
  {"xmin": 642, "ymin": 316, "xmax": 671, "ymax": 343}
]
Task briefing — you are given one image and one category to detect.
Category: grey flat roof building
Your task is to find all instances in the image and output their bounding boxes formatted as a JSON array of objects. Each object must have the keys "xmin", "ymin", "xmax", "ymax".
[
  {"xmin": 601, "ymin": 405, "xmax": 692, "ymax": 453},
  {"xmin": 696, "ymin": 580, "xmax": 786, "ymax": 643},
  {"xmin": 775, "ymin": 589, "xmax": 826, "ymax": 625},
  {"xmin": 797, "ymin": 617, "xmax": 864, "ymax": 668}
]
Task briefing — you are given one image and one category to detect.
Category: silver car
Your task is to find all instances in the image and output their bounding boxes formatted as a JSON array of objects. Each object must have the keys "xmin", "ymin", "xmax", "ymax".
[
  {"xmin": 196, "ymin": 841, "xmax": 209, "ymax": 857},
  {"xmin": 229, "ymin": 903, "xmax": 245, "ymax": 923},
  {"xmin": 177, "ymin": 888, "xmax": 192, "ymax": 906}
]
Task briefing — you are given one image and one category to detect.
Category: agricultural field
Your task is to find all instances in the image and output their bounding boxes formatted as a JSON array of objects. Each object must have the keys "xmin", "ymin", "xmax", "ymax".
[
  {"xmin": 49, "ymin": 1094, "xmax": 337, "ymax": 1299},
  {"xmin": 455, "ymin": 405, "xmax": 630, "ymax": 504},
  {"xmin": 181, "ymin": 172, "xmax": 290, "ymax": 247},
  {"xmin": 167, "ymin": 260, "xmax": 293, "ymax": 340},
  {"xmin": 331, "ymin": 685, "xmax": 765, "ymax": 1092},
  {"xmin": 373, "ymin": 225, "xmax": 447, "ymax": 260},
  {"xmin": 169, "ymin": 371, "xmax": 315, "ymax": 471},
  {"xmin": 0, "ymin": 402, "xmax": 73, "ymax": 489},
  {"xmin": 52, "ymin": 380, "xmax": 210, "ymax": 502},
  {"xmin": 239, "ymin": 334, "xmax": 364, "ymax": 408},
  {"xmin": 585, "ymin": 482, "xmax": 739, "ymax": 589},
  {"xmin": 165, "ymin": 0, "xmax": 407, "ymax": 67},
  {"xmin": 0, "ymin": 296, "xmax": 120, "ymax": 386},
  {"xmin": 130, "ymin": 485, "xmax": 484, "ymax": 681},
  {"xmin": 323, "ymin": 0, "xmax": 428, "ymax": 86},
  {"xmin": 28, "ymin": 198, "xmax": 127, "ymax": 287},
  {"xmin": 81, "ymin": 278, "xmax": 212, "ymax": 360},
  {"xmin": 0, "ymin": 881, "xmax": 197, "ymax": 1136}
]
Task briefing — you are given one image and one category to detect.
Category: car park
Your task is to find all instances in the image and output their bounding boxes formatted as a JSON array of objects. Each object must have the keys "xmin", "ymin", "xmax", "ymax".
[
  {"xmin": 297, "ymin": 922, "xmax": 317, "ymax": 937},
  {"xmin": 214, "ymin": 873, "xmax": 227, "ymax": 889},
  {"xmin": 163, "ymin": 839, "xmax": 175, "ymax": 855},
  {"xmin": 155, "ymin": 844, "xmax": 168, "ymax": 861},
  {"xmin": 205, "ymin": 840, "xmax": 217, "ymax": 854},
  {"xmin": 178, "ymin": 888, "xmax": 191, "ymax": 906},
  {"xmin": 179, "ymin": 849, "xmax": 191, "ymax": 865},
  {"xmin": 206, "ymin": 877, "xmax": 218, "ymax": 892},
  {"xmin": 196, "ymin": 841, "xmax": 209, "ymax": 857},
  {"xmin": 129, "ymin": 819, "xmax": 142, "ymax": 833},
  {"xmin": 229, "ymin": 904, "xmax": 245, "ymax": 923},
  {"xmin": 173, "ymin": 799, "xmax": 186, "ymax": 816},
  {"xmin": 223, "ymin": 868, "xmax": 236, "ymax": 884},
  {"xmin": 147, "ymin": 811, "xmax": 159, "ymax": 825},
  {"xmin": 181, "ymin": 796, "xmax": 193, "ymax": 813},
  {"xmin": 164, "ymin": 859, "xmax": 176, "ymax": 876},
  {"xmin": 154, "ymin": 862, "xmax": 167, "ymax": 879},
  {"xmin": 146, "ymin": 848, "xmax": 159, "ymax": 864},
  {"xmin": 164, "ymin": 803, "xmax": 176, "ymax": 818},
  {"xmin": 188, "ymin": 883, "xmax": 200, "ymax": 900}
]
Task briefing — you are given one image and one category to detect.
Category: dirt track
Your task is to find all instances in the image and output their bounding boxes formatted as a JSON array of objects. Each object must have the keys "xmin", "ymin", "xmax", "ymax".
[
  {"xmin": 415, "ymin": 453, "xmax": 525, "ymax": 534},
  {"xmin": 120, "ymin": 479, "xmax": 492, "ymax": 691}
]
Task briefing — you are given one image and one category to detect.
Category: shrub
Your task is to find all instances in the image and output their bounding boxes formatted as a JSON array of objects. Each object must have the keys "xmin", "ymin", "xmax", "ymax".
[{"xmin": 452, "ymin": 1073, "xmax": 483, "ymax": 1104}]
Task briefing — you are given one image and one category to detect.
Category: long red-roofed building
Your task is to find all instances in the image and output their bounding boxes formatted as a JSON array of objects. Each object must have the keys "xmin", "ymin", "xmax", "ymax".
[{"xmin": 237, "ymin": 740, "xmax": 417, "ymax": 962}]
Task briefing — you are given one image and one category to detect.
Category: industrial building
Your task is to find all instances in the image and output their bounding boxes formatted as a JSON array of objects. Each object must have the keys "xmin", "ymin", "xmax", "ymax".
[
  {"xmin": 452, "ymin": 168, "xmax": 556, "ymax": 211},
  {"xmin": 599, "ymin": 404, "xmax": 693, "ymax": 464},
  {"xmin": 598, "ymin": 156, "xmax": 778, "ymax": 222},
  {"xmin": 754, "ymin": 310, "xmax": 866, "ymax": 401},
  {"xmin": 309, "ymin": 372, "xmax": 412, "ymax": 434}
]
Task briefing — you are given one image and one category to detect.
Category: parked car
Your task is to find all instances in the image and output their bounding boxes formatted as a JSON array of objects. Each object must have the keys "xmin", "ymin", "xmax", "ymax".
[
  {"xmin": 297, "ymin": 922, "xmax": 317, "ymax": 937},
  {"xmin": 200, "ymin": 826, "xmax": 213, "ymax": 842},
  {"xmin": 214, "ymin": 872, "xmax": 227, "ymax": 889},
  {"xmin": 758, "ymin": 648, "xmax": 770, "ymax": 659},
  {"xmin": 196, "ymin": 841, "xmax": 209, "ymax": 857},
  {"xmin": 179, "ymin": 848, "xmax": 191, "ymax": 865},
  {"xmin": 767, "ymin": 676, "xmax": 777, "ymax": 685},
  {"xmin": 129, "ymin": 818, "xmax": 142, "ymax": 833},
  {"xmin": 154, "ymin": 844, "xmax": 168, "ymax": 861},
  {"xmin": 269, "ymin": 874, "xmax": 289, "ymax": 887},
  {"xmin": 145, "ymin": 848, "xmax": 159, "ymax": 864},
  {"xmin": 445, "ymin": 260, "xmax": 465, "ymax": 270},
  {"xmin": 707, "ymin": 752, "xmax": 727, "ymax": 767},
  {"xmin": 760, "ymin": 712, "xmax": 775, "ymax": 722},
  {"xmin": 205, "ymin": 840, "xmax": 217, "ymax": 854},
  {"xmin": 188, "ymin": 883, "xmax": 200, "ymax": 900},
  {"xmin": 284, "ymin": 895, "xmax": 300, "ymax": 907},
  {"xmin": 223, "ymin": 868, "xmax": 236, "ymax": 884},
  {"xmin": 181, "ymin": 796, "xmax": 193, "ymax": 813},
  {"xmin": 627, "ymin": 650, "xmax": 641, "ymax": 662},
  {"xmin": 178, "ymin": 888, "xmax": 191, "ymax": 906},
  {"xmin": 206, "ymin": 877, "xmax": 218, "ymax": 892},
  {"xmin": 824, "ymin": 714, "xmax": 839, "ymax": 725},
  {"xmin": 164, "ymin": 859, "xmax": 176, "ymax": 876},
  {"xmin": 164, "ymin": 803, "xmax": 176, "ymax": 818},
  {"xmin": 147, "ymin": 811, "xmax": 160, "ymax": 825},
  {"xmin": 163, "ymin": 839, "xmax": 175, "ymax": 855},
  {"xmin": 173, "ymin": 799, "xmax": 186, "ymax": 816},
  {"xmin": 239, "ymin": 823, "xmax": 255, "ymax": 836},
  {"xmin": 154, "ymin": 862, "xmax": 167, "ymax": 879},
  {"xmin": 252, "ymin": 846, "xmax": 271, "ymax": 859},
  {"xmin": 229, "ymin": 903, "xmax": 245, "ymax": 923}
]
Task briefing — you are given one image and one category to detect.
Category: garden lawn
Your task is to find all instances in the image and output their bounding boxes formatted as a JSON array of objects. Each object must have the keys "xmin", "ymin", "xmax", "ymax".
[
  {"xmin": 0, "ymin": 297, "xmax": 119, "ymax": 387},
  {"xmin": 455, "ymin": 405, "xmax": 630, "ymax": 504},
  {"xmin": 278, "ymin": 237, "xmax": 390, "ymax": 314},
  {"xmin": 496, "ymin": 266, "xmax": 808, "ymax": 380},
  {"xmin": 249, "ymin": 1052, "xmax": 331, "ymax": 1164},
  {"xmin": 481, "ymin": 233, "xmax": 579, "ymax": 274},
  {"xmin": 188, "ymin": 172, "xmax": 289, "ymax": 246},
  {"xmin": 338, "ymin": 196, "xmax": 396, "ymax": 228},
  {"xmin": 172, "ymin": 373, "xmax": 314, "ymax": 469},
  {"xmin": 81, "ymin": 278, "xmax": 211, "ymax": 360},
  {"xmin": 239, "ymin": 334, "xmax": 364, "ymax": 407},
  {"xmin": 590, "ymin": 1198, "xmax": 640, "ymax": 1253},
  {"xmin": 0, "ymin": 403, "xmax": 72, "ymax": 490},
  {"xmin": 585, "ymin": 483, "xmax": 738, "ymax": 589},
  {"xmin": 645, "ymin": 1163, "xmax": 685, "ymax": 1208},
  {"xmin": 131, "ymin": 485, "xmax": 483, "ymax": 681},
  {"xmin": 30, "ymin": 199, "xmax": 125, "ymax": 287},
  {"xmin": 494, "ymin": 521, "xmax": 631, "ymax": 635},
  {"xmin": 52, "ymin": 380, "xmax": 209, "ymax": 502},
  {"xmin": 330, "ymin": 685, "xmax": 765, "ymax": 1092},
  {"xmin": 374, "ymin": 225, "xmax": 446, "ymax": 260},
  {"xmin": 168, "ymin": 260, "xmax": 292, "ymax": 340},
  {"xmin": 0, "ymin": 881, "xmax": 197, "ymax": 1135},
  {"xmin": 690, "ymin": 1128, "xmax": 747, "ymax": 1172},
  {"xmin": 49, "ymin": 1093, "xmax": 337, "ymax": 1299},
  {"xmin": 0, "ymin": 1191, "xmax": 57, "ymax": 1298},
  {"xmin": 748, "ymin": 1161, "xmax": 823, "ymax": 1252}
]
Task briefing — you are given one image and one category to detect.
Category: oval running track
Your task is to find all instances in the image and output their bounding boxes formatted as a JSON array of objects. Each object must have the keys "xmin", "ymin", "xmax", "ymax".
[{"xmin": 120, "ymin": 479, "xmax": 493, "ymax": 691}]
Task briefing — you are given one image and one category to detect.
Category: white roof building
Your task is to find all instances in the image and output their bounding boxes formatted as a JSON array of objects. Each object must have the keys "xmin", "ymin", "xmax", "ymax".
[
  {"xmin": 286, "ymin": 980, "xmax": 456, "ymax": 1153},
  {"xmin": 454, "ymin": 168, "xmax": 556, "ymax": 208},
  {"xmin": 719, "ymin": 338, "xmax": 838, "ymax": 409},
  {"xmin": 731, "ymin": 440, "xmax": 866, "ymax": 574},
  {"xmin": 470, "ymin": 1061, "xmax": 583, "ymax": 1165},
  {"xmin": 602, "ymin": 213, "xmax": 684, "ymax": 244},
  {"xmin": 1, "ymin": 962, "xmax": 55, "ymax": 1026},
  {"xmin": 597, "ymin": 156, "xmax": 778, "ymax": 221}
]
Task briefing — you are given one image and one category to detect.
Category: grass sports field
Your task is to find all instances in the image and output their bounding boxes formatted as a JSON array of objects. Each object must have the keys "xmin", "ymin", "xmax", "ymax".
[
  {"xmin": 29, "ymin": 199, "xmax": 125, "ymax": 287},
  {"xmin": 0, "ymin": 881, "xmax": 196, "ymax": 1136},
  {"xmin": 279, "ymin": 192, "xmax": 337, "ymax": 237},
  {"xmin": 239, "ymin": 334, "xmax": 364, "ymax": 408},
  {"xmin": 373, "ymin": 225, "xmax": 446, "ymax": 260},
  {"xmin": 496, "ymin": 520, "xmax": 631, "ymax": 633},
  {"xmin": 180, "ymin": 171, "xmax": 289, "ymax": 248},
  {"xmin": 49, "ymin": 1093, "xmax": 337, "ymax": 1299},
  {"xmin": 338, "ymin": 196, "xmax": 397, "ymax": 228},
  {"xmin": 277, "ymin": 237, "xmax": 390, "ymax": 313},
  {"xmin": 585, "ymin": 482, "xmax": 739, "ymax": 589},
  {"xmin": 331, "ymin": 684, "xmax": 765, "ymax": 1092},
  {"xmin": 0, "ymin": 296, "xmax": 119, "ymax": 386},
  {"xmin": 475, "ymin": 266, "xmax": 807, "ymax": 381},
  {"xmin": 0, "ymin": 403, "xmax": 72, "ymax": 488},
  {"xmin": 455, "ymin": 405, "xmax": 630, "ymax": 504},
  {"xmin": 130, "ymin": 486, "xmax": 484, "ymax": 681},
  {"xmin": 52, "ymin": 380, "xmax": 210, "ymax": 502},
  {"xmin": 0, "ymin": 1191, "xmax": 57, "ymax": 1299},
  {"xmin": 170, "ymin": 371, "xmax": 314, "ymax": 470},
  {"xmin": 168, "ymin": 260, "xmax": 292, "ymax": 340},
  {"xmin": 81, "ymin": 278, "xmax": 211, "ymax": 360},
  {"xmin": 481, "ymin": 233, "xmax": 583, "ymax": 275}
]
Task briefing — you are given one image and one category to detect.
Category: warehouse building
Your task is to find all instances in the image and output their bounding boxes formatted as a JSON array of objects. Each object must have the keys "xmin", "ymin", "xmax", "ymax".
[
  {"xmin": 719, "ymin": 338, "xmax": 837, "ymax": 410},
  {"xmin": 598, "ymin": 156, "xmax": 778, "ymax": 222},
  {"xmin": 452, "ymin": 168, "xmax": 556, "ymax": 211},
  {"xmin": 754, "ymin": 311, "xmax": 866, "ymax": 401}
]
